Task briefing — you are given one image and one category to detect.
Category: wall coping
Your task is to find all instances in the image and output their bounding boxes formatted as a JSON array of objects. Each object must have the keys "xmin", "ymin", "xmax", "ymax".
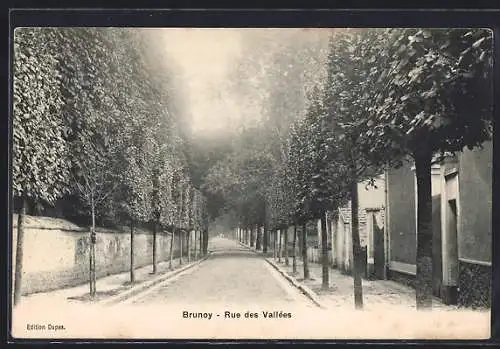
[
  {"xmin": 11, "ymin": 225, "xmax": 174, "ymax": 236},
  {"xmin": 11, "ymin": 226, "xmax": 87, "ymax": 233},
  {"xmin": 389, "ymin": 261, "xmax": 416, "ymax": 276},
  {"xmin": 459, "ymin": 257, "xmax": 491, "ymax": 267}
]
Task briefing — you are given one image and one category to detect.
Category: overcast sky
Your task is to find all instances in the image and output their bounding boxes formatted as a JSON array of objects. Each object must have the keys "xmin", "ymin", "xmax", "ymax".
[
  {"xmin": 159, "ymin": 29, "xmax": 245, "ymax": 134},
  {"xmin": 158, "ymin": 28, "xmax": 330, "ymax": 136}
]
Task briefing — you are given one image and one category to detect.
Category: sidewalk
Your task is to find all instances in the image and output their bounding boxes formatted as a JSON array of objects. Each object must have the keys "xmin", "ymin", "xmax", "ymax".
[
  {"xmin": 238, "ymin": 241, "xmax": 464, "ymax": 312},
  {"xmin": 16, "ymin": 255, "xmax": 204, "ymax": 308},
  {"xmin": 272, "ymin": 257, "xmax": 459, "ymax": 311}
]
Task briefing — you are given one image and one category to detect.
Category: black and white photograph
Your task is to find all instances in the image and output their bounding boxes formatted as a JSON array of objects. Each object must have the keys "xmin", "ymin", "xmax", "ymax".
[{"xmin": 10, "ymin": 26, "xmax": 493, "ymax": 339}]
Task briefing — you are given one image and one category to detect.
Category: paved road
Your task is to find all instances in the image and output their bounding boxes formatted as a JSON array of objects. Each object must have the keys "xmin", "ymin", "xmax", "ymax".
[{"xmin": 127, "ymin": 236, "xmax": 316, "ymax": 308}]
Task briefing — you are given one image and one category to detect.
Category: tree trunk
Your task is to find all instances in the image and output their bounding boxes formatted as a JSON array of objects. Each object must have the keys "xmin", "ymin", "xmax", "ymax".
[
  {"xmin": 263, "ymin": 221, "xmax": 268, "ymax": 254},
  {"xmin": 284, "ymin": 226, "xmax": 289, "ymax": 266},
  {"xmin": 179, "ymin": 229, "xmax": 183, "ymax": 265},
  {"xmin": 152, "ymin": 220, "xmax": 157, "ymax": 274},
  {"xmin": 273, "ymin": 230, "xmax": 277, "ymax": 260},
  {"xmin": 33, "ymin": 199, "xmax": 43, "ymax": 216},
  {"xmin": 203, "ymin": 227, "xmax": 208, "ymax": 255},
  {"xmin": 152, "ymin": 168, "xmax": 160, "ymax": 274},
  {"xmin": 351, "ymin": 180, "xmax": 363, "ymax": 309},
  {"xmin": 187, "ymin": 229, "xmax": 191, "ymax": 263},
  {"xmin": 330, "ymin": 211, "xmax": 337, "ymax": 269},
  {"xmin": 200, "ymin": 228, "xmax": 204, "ymax": 255},
  {"xmin": 130, "ymin": 220, "xmax": 135, "ymax": 283},
  {"xmin": 91, "ymin": 231, "xmax": 96, "ymax": 294},
  {"xmin": 90, "ymin": 200, "xmax": 97, "ymax": 297},
  {"xmin": 415, "ymin": 150, "xmax": 434, "ymax": 310},
  {"xmin": 13, "ymin": 196, "xmax": 27, "ymax": 306},
  {"xmin": 321, "ymin": 211, "xmax": 329, "ymax": 290},
  {"xmin": 194, "ymin": 230, "xmax": 198, "ymax": 260},
  {"xmin": 278, "ymin": 229, "xmax": 282, "ymax": 263},
  {"xmin": 326, "ymin": 212, "xmax": 333, "ymax": 268},
  {"xmin": 301, "ymin": 222, "xmax": 310, "ymax": 279},
  {"xmin": 169, "ymin": 227, "xmax": 175, "ymax": 270},
  {"xmin": 292, "ymin": 223, "xmax": 298, "ymax": 275},
  {"xmin": 250, "ymin": 226, "xmax": 254, "ymax": 248},
  {"xmin": 256, "ymin": 225, "xmax": 261, "ymax": 250},
  {"xmin": 89, "ymin": 228, "xmax": 94, "ymax": 297},
  {"xmin": 200, "ymin": 228, "xmax": 203, "ymax": 256}
]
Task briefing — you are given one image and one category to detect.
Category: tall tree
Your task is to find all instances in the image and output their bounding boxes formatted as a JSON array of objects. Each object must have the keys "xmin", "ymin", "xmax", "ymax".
[
  {"xmin": 322, "ymin": 29, "xmax": 390, "ymax": 307},
  {"xmin": 12, "ymin": 28, "xmax": 71, "ymax": 305},
  {"xmin": 168, "ymin": 169, "xmax": 184, "ymax": 270},
  {"xmin": 158, "ymin": 155, "xmax": 176, "ymax": 267},
  {"xmin": 121, "ymin": 142, "xmax": 154, "ymax": 283},
  {"xmin": 227, "ymin": 30, "xmax": 331, "ymax": 255},
  {"xmin": 13, "ymin": 27, "xmax": 199, "ymax": 300},
  {"xmin": 55, "ymin": 28, "xmax": 152, "ymax": 294},
  {"xmin": 360, "ymin": 28, "xmax": 493, "ymax": 309},
  {"xmin": 287, "ymin": 86, "xmax": 353, "ymax": 290},
  {"xmin": 287, "ymin": 117, "xmax": 313, "ymax": 280}
]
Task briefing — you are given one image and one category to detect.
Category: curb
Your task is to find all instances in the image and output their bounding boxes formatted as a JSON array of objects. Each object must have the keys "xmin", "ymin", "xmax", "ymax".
[
  {"xmin": 238, "ymin": 240, "xmax": 326, "ymax": 309},
  {"xmin": 99, "ymin": 253, "xmax": 212, "ymax": 306},
  {"xmin": 265, "ymin": 258, "xmax": 327, "ymax": 310}
]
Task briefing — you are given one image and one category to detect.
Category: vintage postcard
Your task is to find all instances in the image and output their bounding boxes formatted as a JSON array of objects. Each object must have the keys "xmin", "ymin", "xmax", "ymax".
[{"xmin": 10, "ymin": 26, "xmax": 492, "ymax": 340}]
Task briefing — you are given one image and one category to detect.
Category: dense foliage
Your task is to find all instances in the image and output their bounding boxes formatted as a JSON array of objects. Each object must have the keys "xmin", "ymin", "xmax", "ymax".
[
  {"xmin": 202, "ymin": 28, "xmax": 493, "ymax": 309},
  {"xmin": 12, "ymin": 28, "xmax": 209, "ymax": 301},
  {"xmin": 13, "ymin": 28, "xmax": 492, "ymax": 308}
]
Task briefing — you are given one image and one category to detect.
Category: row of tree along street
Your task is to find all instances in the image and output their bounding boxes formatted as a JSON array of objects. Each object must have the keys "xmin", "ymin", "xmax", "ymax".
[
  {"xmin": 203, "ymin": 28, "xmax": 492, "ymax": 310},
  {"xmin": 12, "ymin": 28, "xmax": 492, "ymax": 310},
  {"xmin": 12, "ymin": 28, "xmax": 210, "ymax": 305}
]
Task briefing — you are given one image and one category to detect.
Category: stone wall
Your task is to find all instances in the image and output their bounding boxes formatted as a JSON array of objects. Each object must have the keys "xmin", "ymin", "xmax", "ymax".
[
  {"xmin": 458, "ymin": 260, "xmax": 491, "ymax": 309},
  {"xmin": 12, "ymin": 216, "xmax": 184, "ymax": 295}
]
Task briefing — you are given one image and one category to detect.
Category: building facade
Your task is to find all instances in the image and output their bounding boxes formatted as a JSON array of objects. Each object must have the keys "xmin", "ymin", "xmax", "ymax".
[
  {"xmin": 385, "ymin": 141, "xmax": 492, "ymax": 308},
  {"xmin": 329, "ymin": 175, "xmax": 386, "ymax": 276}
]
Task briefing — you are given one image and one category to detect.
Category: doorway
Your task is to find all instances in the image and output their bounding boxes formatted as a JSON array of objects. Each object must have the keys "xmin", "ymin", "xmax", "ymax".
[
  {"xmin": 447, "ymin": 199, "xmax": 459, "ymax": 282},
  {"xmin": 442, "ymin": 185, "xmax": 459, "ymax": 305},
  {"xmin": 432, "ymin": 194, "xmax": 443, "ymax": 297}
]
